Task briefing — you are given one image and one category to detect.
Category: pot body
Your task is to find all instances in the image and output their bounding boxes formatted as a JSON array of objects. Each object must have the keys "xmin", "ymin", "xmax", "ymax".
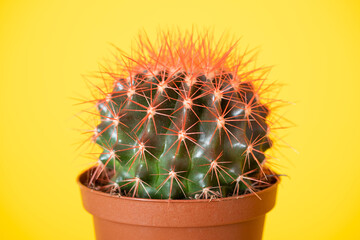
[{"xmin": 78, "ymin": 169, "xmax": 279, "ymax": 240}]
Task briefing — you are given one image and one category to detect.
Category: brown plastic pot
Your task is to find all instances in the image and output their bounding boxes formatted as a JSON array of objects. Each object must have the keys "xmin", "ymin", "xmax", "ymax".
[{"xmin": 78, "ymin": 168, "xmax": 279, "ymax": 240}]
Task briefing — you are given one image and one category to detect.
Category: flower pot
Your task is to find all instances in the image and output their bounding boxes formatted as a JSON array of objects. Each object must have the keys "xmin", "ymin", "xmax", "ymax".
[{"xmin": 78, "ymin": 168, "xmax": 279, "ymax": 240}]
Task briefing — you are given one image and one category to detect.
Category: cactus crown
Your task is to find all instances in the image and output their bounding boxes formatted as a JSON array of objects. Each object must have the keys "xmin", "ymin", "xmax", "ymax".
[{"xmin": 84, "ymin": 30, "xmax": 278, "ymax": 200}]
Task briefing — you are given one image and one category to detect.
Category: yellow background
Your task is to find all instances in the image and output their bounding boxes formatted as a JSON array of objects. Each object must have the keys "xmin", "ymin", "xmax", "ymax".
[{"xmin": 1, "ymin": 0, "xmax": 359, "ymax": 239}]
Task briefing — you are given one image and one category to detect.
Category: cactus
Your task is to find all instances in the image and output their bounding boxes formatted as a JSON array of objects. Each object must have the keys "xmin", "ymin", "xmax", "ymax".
[{"xmin": 85, "ymin": 30, "xmax": 277, "ymax": 200}]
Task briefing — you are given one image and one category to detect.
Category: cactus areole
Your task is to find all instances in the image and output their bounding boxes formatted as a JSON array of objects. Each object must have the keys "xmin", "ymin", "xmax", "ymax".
[{"xmin": 78, "ymin": 30, "xmax": 281, "ymax": 240}]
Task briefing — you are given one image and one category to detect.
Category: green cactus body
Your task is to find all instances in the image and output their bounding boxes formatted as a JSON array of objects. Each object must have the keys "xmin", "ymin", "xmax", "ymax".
[{"xmin": 89, "ymin": 32, "xmax": 274, "ymax": 199}]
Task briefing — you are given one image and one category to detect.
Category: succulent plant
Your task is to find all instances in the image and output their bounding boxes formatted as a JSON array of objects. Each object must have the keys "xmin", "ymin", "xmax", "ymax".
[{"xmin": 84, "ymin": 30, "xmax": 277, "ymax": 199}]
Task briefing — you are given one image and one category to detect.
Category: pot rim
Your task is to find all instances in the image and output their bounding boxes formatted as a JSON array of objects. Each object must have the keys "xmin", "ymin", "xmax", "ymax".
[{"xmin": 77, "ymin": 167, "xmax": 280, "ymax": 203}]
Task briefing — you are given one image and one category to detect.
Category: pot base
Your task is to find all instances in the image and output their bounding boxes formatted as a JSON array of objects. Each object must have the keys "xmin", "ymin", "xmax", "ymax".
[{"xmin": 93, "ymin": 215, "xmax": 266, "ymax": 240}]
